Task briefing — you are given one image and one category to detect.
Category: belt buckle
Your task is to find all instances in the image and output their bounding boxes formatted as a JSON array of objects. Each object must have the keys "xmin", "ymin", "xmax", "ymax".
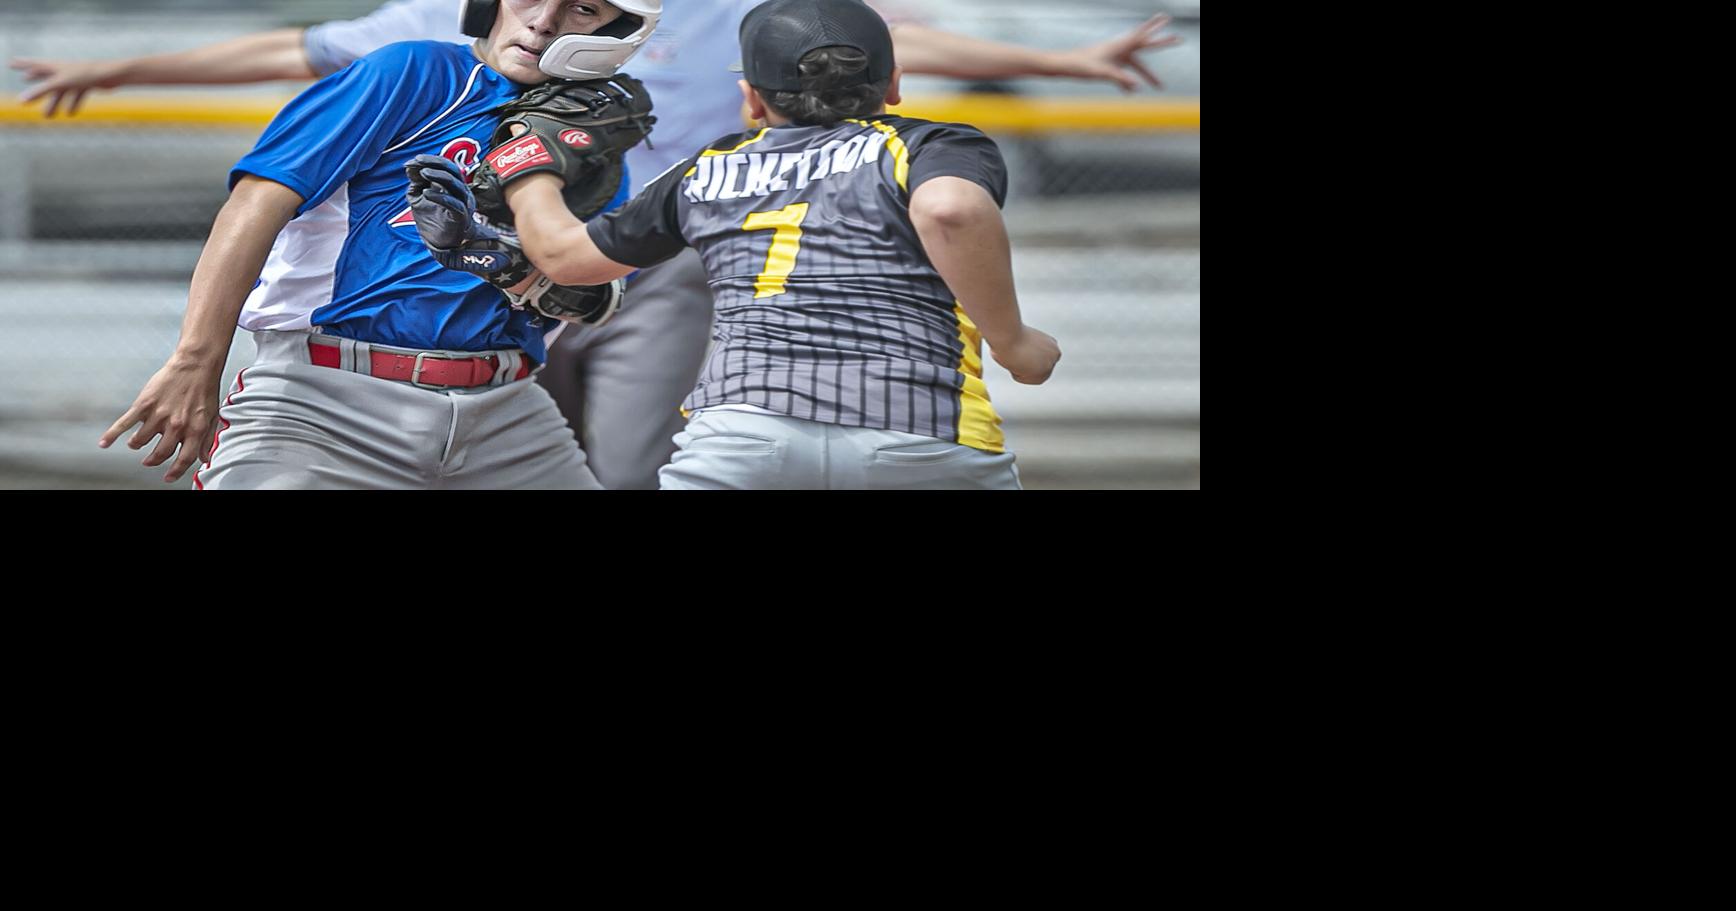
[{"xmin": 410, "ymin": 352, "xmax": 451, "ymax": 390}]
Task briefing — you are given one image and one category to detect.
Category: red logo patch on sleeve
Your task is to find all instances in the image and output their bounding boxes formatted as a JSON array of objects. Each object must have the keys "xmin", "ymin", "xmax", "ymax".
[{"xmin": 487, "ymin": 134, "xmax": 555, "ymax": 179}]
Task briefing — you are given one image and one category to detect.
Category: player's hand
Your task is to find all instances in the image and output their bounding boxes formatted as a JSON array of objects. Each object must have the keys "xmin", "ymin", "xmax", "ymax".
[
  {"xmin": 9, "ymin": 57, "xmax": 124, "ymax": 118},
  {"xmin": 98, "ymin": 356, "xmax": 225, "ymax": 484},
  {"xmin": 406, "ymin": 155, "xmax": 484, "ymax": 251},
  {"xmin": 406, "ymin": 155, "xmax": 525, "ymax": 276},
  {"xmin": 990, "ymin": 327, "xmax": 1062, "ymax": 385},
  {"xmin": 1049, "ymin": 13, "xmax": 1181, "ymax": 92}
]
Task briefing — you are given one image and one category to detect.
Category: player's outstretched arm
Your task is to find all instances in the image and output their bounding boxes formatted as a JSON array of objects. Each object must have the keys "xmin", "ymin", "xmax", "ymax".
[
  {"xmin": 891, "ymin": 13, "xmax": 1181, "ymax": 92},
  {"xmin": 10, "ymin": 29, "xmax": 316, "ymax": 118},
  {"xmin": 911, "ymin": 176, "xmax": 1060, "ymax": 385},
  {"xmin": 503, "ymin": 174, "xmax": 639, "ymax": 288},
  {"xmin": 99, "ymin": 176, "xmax": 304, "ymax": 482}
]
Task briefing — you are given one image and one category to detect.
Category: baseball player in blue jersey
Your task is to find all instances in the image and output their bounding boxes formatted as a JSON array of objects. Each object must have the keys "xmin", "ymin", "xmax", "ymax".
[
  {"xmin": 428, "ymin": 0, "xmax": 1061, "ymax": 489},
  {"xmin": 21, "ymin": 0, "xmax": 1180, "ymax": 490},
  {"xmin": 97, "ymin": 0, "xmax": 658, "ymax": 489}
]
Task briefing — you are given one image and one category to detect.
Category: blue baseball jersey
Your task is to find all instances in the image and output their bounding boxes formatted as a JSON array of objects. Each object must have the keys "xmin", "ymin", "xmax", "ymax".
[{"xmin": 232, "ymin": 40, "xmax": 631, "ymax": 361}]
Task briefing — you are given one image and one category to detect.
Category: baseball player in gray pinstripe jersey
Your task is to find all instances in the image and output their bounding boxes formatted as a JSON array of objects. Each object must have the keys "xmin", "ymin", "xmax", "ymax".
[{"xmin": 420, "ymin": 0, "xmax": 1061, "ymax": 489}]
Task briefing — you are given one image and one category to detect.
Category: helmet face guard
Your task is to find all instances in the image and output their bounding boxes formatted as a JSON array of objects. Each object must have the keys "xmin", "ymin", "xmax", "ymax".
[
  {"xmin": 539, "ymin": 1, "xmax": 661, "ymax": 80},
  {"xmin": 459, "ymin": 1, "xmax": 662, "ymax": 80}
]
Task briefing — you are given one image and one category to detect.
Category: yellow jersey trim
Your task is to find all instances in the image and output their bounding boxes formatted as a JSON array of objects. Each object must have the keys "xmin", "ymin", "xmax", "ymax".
[
  {"xmin": 952, "ymin": 303, "xmax": 1006, "ymax": 454},
  {"xmin": 700, "ymin": 127, "xmax": 772, "ymax": 157},
  {"xmin": 846, "ymin": 118, "xmax": 911, "ymax": 192}
]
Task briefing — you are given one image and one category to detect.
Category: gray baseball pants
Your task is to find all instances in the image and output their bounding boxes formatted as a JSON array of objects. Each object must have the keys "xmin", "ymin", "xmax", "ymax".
[
  {"xmin": 538, "ymin": 247, "xmax": 712, "ymax": 490},
  {"xmin": 196, "ymin": 330, "xmax": 601, "ymax": 490},
  {"xmin": 658, "ymin": 411, "xmax": 1023, "ymax": 491}
]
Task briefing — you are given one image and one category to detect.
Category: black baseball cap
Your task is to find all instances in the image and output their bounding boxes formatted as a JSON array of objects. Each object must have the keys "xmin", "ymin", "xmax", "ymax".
[{"xmin": 732, "ymin": 0, "xmax": 895, "ymax": 93}]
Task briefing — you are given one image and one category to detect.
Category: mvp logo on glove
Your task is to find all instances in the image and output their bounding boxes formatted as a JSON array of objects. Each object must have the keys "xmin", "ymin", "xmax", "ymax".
[
  {"xmin": 462, "ymin": 252, "xmax": 514, "ymax": 271},
  {"xmin": 487, "ymin": 135, "xmax": 556, "ymax": 180}
]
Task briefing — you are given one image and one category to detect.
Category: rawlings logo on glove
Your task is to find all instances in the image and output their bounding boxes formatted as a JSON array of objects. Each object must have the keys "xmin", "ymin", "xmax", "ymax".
[{"xmin": 488, "ymin": 135, "xmax": 556, "ymax": 179}]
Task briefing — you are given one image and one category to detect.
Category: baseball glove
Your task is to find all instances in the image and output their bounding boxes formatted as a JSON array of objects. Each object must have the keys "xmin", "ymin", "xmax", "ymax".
[
  {"xmin": 472, "ymin": 74, "xmax": 656, "ymax": 223},
  {"xmin": 512, "ymin": 274, "xmax": 624, "ymax": 327},
  {"xmin": 405, "ymin": 155, "xmax": 622, "ymax": 327},
  {"xmin": 405, "ymin": 76, "xmax": 653, "ymax": 328}
]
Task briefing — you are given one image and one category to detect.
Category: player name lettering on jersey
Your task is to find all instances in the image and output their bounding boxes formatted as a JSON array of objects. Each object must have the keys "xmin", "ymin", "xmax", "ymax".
[{"xmin": 685, "ymin": 131, "xmax": 892, "ymax": 204}]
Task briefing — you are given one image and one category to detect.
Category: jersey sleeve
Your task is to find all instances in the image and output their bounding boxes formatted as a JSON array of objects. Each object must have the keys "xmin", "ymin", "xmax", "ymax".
[
  {"xmin": 230, "ymin": 42, "xmax": 445, "ymax": 216},
  {"xmin": 586, "ymin": 158, "xmax": 691, "ymax": 269},
  {"xmin": 904, "ymin": 122, "xmax": 1011, "ymax": 208},
  {"xmin": 303, "ymin": 0, "xmax": 465, "ymax": 77},
  {"xmin": 865, "ymin": 0, "xmax": 929, "ymax": 27}
]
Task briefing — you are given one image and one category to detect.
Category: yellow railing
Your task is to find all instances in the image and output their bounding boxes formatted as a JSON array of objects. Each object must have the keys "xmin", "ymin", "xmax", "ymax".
[
  {"xmin": 2, "ymin": 93, "xmax": 1200, "ymax": 133},
  {"xmin": 1, "ymin": 96, "xmax": 290, "ymax": 128},
  {"xmin": 901, "ymin": 95, "xmax": 1199, "ymax": 133}
]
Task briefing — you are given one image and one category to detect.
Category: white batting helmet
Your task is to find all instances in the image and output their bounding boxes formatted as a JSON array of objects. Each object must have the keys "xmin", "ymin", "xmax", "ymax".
[{"xmin": 459, "ymin": 1, "xmax": 662, "ymax": 80}]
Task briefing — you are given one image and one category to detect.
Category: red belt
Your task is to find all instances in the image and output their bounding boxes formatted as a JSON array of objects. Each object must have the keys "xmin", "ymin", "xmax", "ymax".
[{"xmin": 308, "ymin": 340, "xmax": 533, "ymax": 389}]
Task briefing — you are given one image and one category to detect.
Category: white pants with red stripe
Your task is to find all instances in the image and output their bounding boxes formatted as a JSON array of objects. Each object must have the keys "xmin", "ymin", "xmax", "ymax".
[{"xmin": 196, "ymin": 330, "xmax": 602, "ymax": 491}]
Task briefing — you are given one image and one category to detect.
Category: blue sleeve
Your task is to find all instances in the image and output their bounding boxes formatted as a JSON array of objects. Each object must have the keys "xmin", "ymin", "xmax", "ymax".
[
  {"xmin": 604, "ymin": 163, "xmax": 633, "ymax": 213},
  {"xmin": 303, "ymin": 0, "xmax": 466, "ymax": 77},
  {"xmin": 231, "ymin": 42, "xmax": 446, "ymax": 216}
]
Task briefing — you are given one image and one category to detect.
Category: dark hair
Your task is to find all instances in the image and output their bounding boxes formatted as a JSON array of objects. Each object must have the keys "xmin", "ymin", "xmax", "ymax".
[{"xmin": 759, "ymin": 46, "xmax": 891, "ymax": 127}]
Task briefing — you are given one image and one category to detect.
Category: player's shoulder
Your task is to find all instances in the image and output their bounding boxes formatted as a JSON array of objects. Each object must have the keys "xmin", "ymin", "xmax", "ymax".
[
  {"xmin": 354, "ymin": 39, "xmax": 477, "ymax": 74},
  {"xmin": 867, "ymin": 116, "xmax": 995, "ymax": 146}
]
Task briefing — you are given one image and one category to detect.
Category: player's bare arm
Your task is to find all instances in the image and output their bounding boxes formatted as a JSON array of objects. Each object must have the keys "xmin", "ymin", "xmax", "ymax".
[
  {"xmin": 10, "ymin": 29, "xmax": 316, "ymax": 118},
  {"xmin": 910, "ymin": 176, "xmax": 1059, "ymax": 385},
  {"xmin": 891, "ymin": 13, "xmax": 1180, "ymax": 92},
  {"xmin": 502, "ymin": 174, "xmax": 638, "ymax": 287},
  {"xmin": 98, "ymin": 176, "xmax": 304, "ymax": 482}
]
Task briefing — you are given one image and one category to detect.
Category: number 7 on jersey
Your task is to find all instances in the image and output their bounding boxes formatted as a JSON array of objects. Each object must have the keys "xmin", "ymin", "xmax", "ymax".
[{"xmin": 742, "ymin": 203, "xmax": 810, "ymax": 299}]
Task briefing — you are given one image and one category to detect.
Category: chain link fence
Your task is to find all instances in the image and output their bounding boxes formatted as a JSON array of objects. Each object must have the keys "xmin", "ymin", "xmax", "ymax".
[{"xmin": 0, "ymin": 3, "xmax": 1199, "ymax": 488}]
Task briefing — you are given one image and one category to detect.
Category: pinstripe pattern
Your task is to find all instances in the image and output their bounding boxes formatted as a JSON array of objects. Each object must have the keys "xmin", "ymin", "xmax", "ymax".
[{"xmin": 670, "ymin": 117, "xmax": 1002, "ymax": 448}]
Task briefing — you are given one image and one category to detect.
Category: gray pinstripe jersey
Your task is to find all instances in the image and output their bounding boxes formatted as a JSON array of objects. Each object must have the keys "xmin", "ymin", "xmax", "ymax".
[{"xmin": 589, "ymin": 116, "xmax": 1011, "ymax": 451}]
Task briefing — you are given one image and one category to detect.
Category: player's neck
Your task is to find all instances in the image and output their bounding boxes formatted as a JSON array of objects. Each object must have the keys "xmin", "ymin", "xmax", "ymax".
[{"xmin": 764, "ymin": 105, "xmax": 890, "ymax": 129}]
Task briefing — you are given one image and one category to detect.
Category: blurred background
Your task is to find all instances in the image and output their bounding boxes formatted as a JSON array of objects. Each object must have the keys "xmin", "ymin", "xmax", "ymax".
[{"xmin": 0, "ymin": 0, "xmax": 1199, "ymax": 490}]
